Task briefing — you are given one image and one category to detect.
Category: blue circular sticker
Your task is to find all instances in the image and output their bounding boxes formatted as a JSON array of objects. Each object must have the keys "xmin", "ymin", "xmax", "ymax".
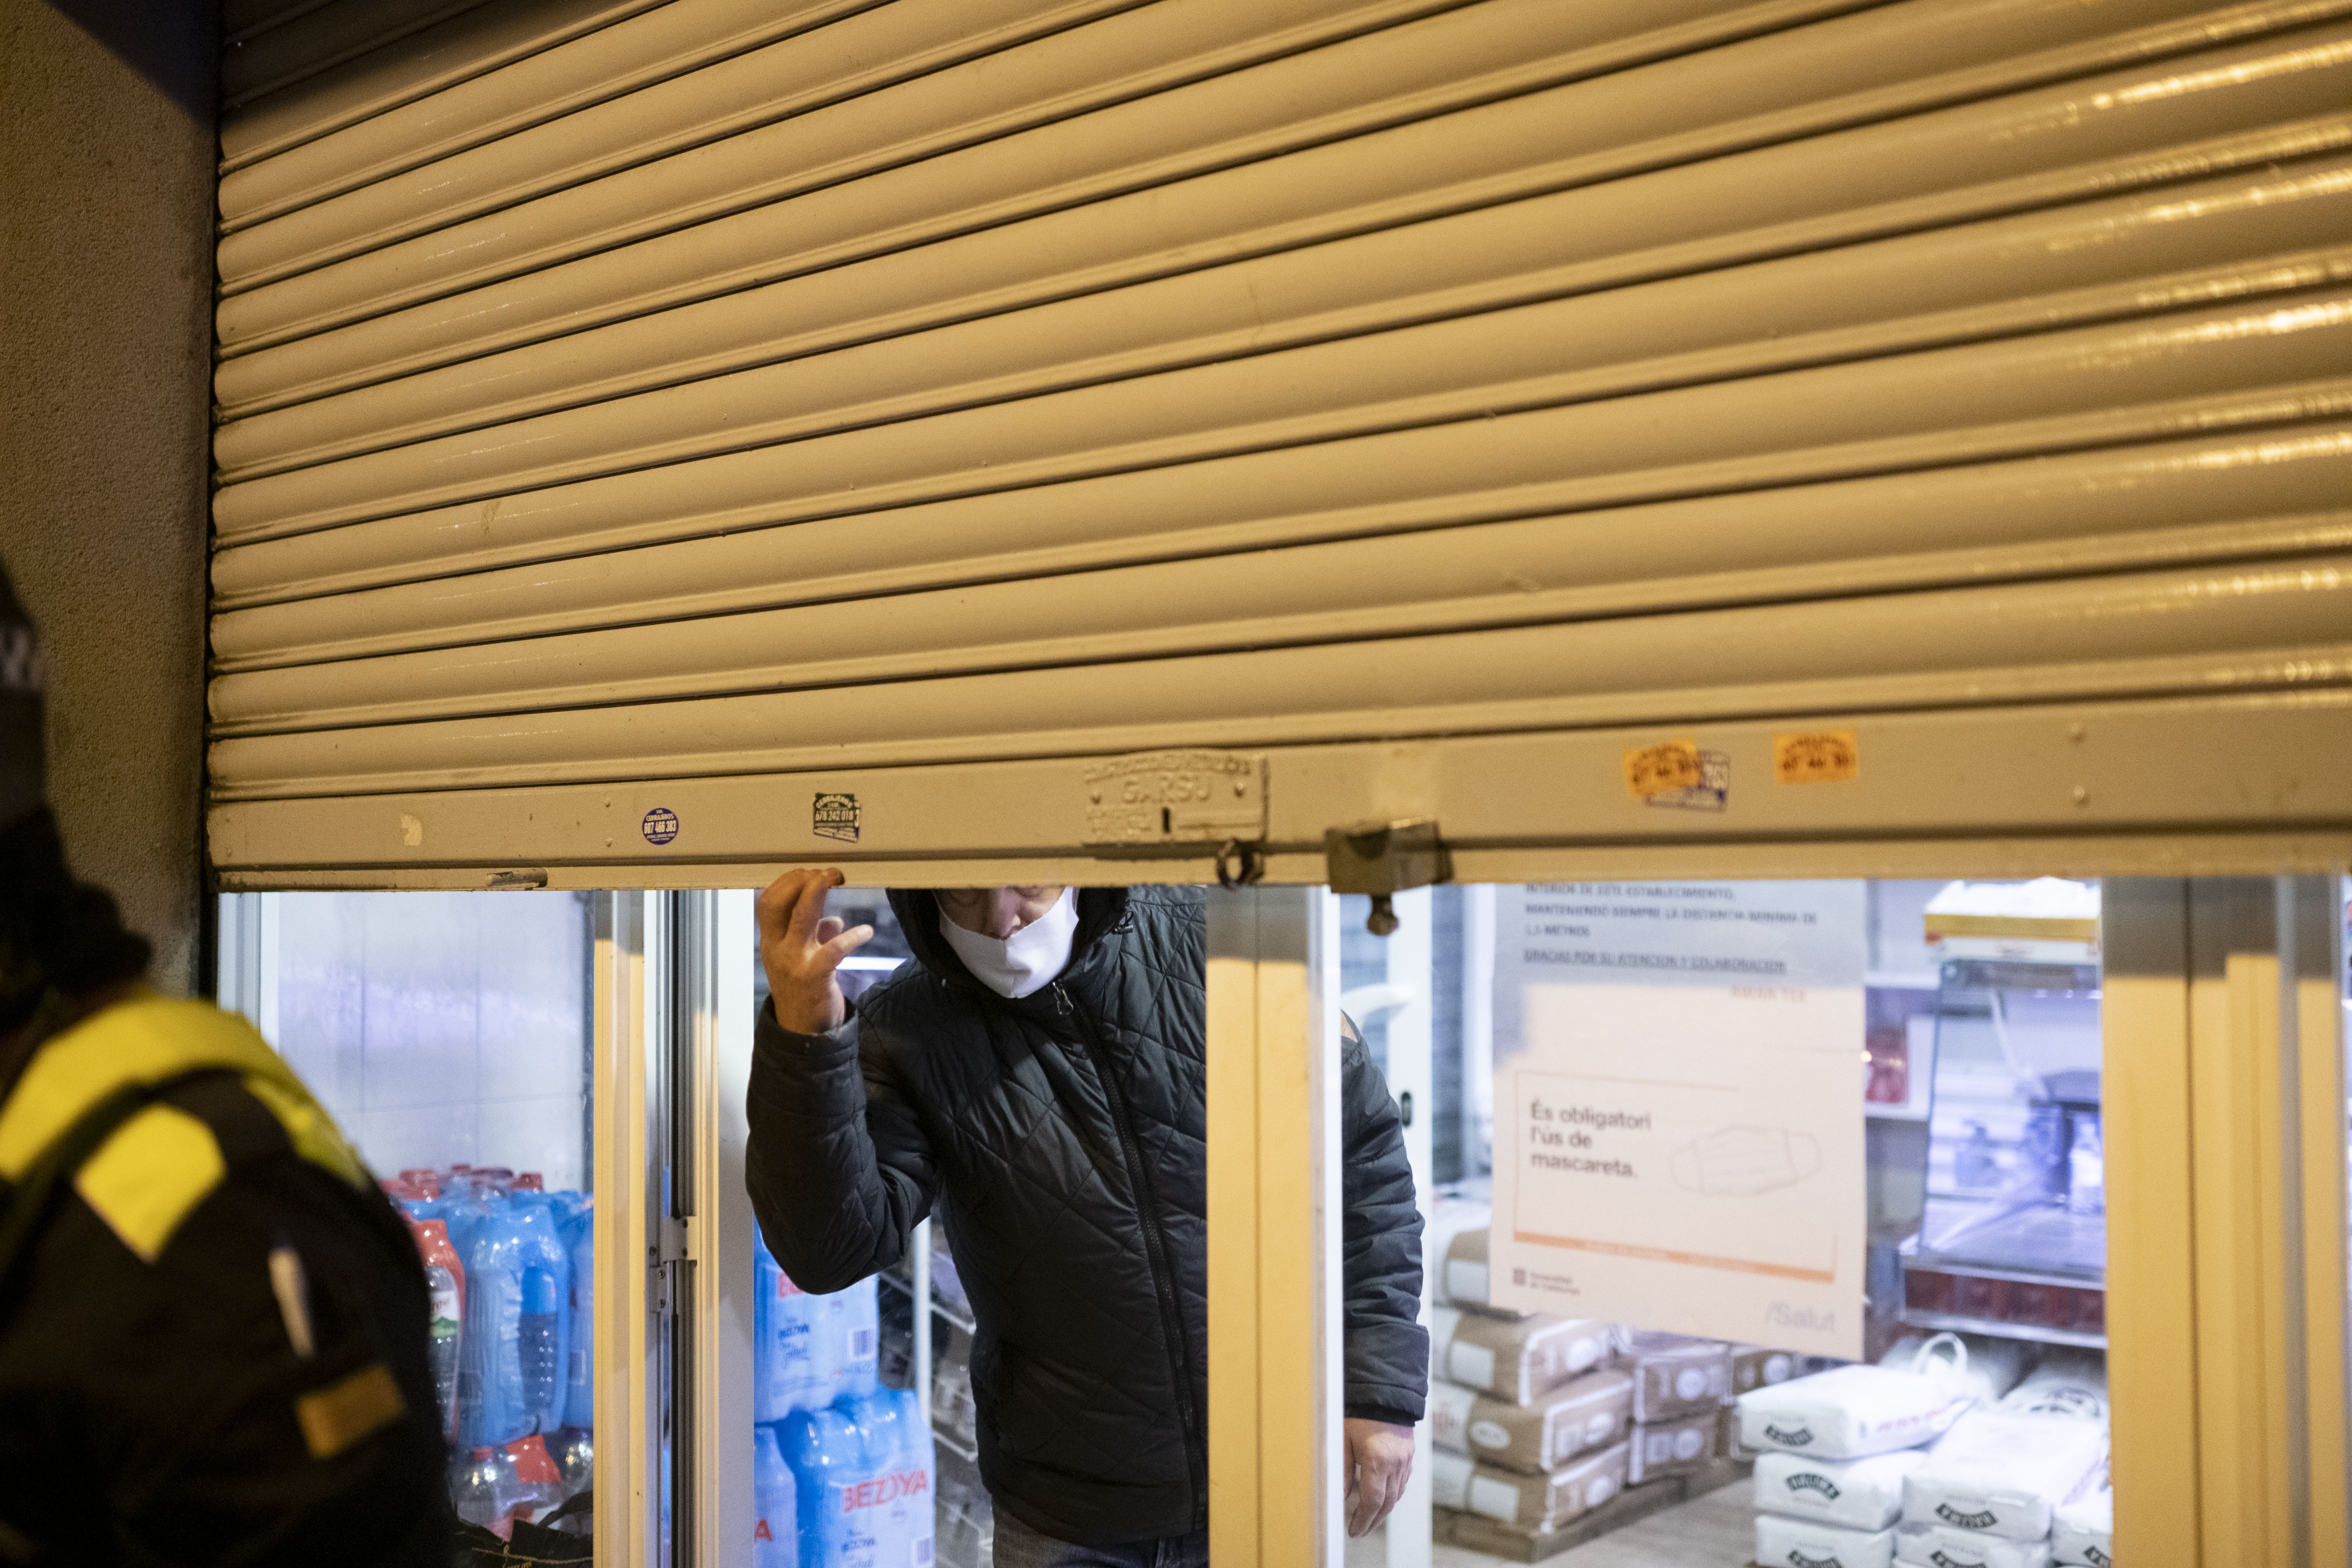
[{"xmin": 641, "ymin": 807, "xmax": 680, "ymax": 846}]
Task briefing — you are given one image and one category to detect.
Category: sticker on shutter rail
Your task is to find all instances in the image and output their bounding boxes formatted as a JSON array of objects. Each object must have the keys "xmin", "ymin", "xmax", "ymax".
[
  {"xmin": 1082, "ymin": 750, "xmax": 1267, "ymax": 846},
  {"xmin": 1623, "ymin": 739, "xmax": 1702, "ymax": 798},
  {"xmin": 1774, "ymin": 728, "xmax": 1859, "ymax": 784},
  {"xmin": 812, "ymin": 792, "xmax": 860, "ymax": 843}
]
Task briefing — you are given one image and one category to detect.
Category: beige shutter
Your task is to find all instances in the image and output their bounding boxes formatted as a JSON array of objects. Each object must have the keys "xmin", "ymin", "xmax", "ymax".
[{"xmin": 209, "ymin": 0, "xmax": 2352, "ymax": 887}]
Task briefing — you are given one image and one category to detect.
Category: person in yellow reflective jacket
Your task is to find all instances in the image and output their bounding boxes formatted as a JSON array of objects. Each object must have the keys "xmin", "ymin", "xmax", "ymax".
[{"xmin": 0, "ymin": 563, "xmax": 449, "ymax": 1566}]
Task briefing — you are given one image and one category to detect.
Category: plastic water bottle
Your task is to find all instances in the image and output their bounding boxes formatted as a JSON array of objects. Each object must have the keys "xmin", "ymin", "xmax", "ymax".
[
  {"xmin": 503, "ymin": 1432, "xmax": 567, "ymax": 1526},
  {"xmin": 753, "ymin": 1424, "xmax": 799, "ymax": 1568},
  {"xmin": 519, "ymin": 1265, "xmax": 564, "ymax": 1426},
  {"xmin": 853, "ymin": 1388, "xmax": 934, "ymax": 1568},
  {"xmin": 463, "ymin": 1195, "xmax": 572, "ymax": 1446},
  {"xmin": 758, "ymin": 1242, "xmax": 821, "ymax": 1419},
  {"xmin": 833, "ymin": 1279, "xmax": 880, "ymax": 1401},
  {"xmin": 452, "ymin": 1446, "xmax": 515, "ymax": 1535},
  {"xmin": 783, "ymin": 1403, "xmax": 877, "ymax": 1568},
  {"xmin": 409, "ymin": 1219, "xmax": 465, "ymax": 1444},
  {"xmin": 563, "ymin": 1204, "xmax": 595, "ymax": 1431},
  {"xmin": 546, "ymin": 1424, "xmax": 594, "ymax": 1505}
]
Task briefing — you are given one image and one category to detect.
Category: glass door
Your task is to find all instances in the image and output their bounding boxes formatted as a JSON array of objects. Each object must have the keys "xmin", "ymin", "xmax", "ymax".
[
  {"xmin": 216, "ymin": 889, "xmax": 654, "ymax": 1562},
  {"xmin": 1328, "ymin": 876, "xmax": 2118, "ymax": 1568}
]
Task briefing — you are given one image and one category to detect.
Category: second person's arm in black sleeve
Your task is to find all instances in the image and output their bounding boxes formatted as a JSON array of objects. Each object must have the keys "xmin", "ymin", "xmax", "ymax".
[
  {"xmin": 1337, "ymin": 1016, "xmax": 1430, "ymax": 1425},
  {"xmin": 744, "ymin": 999, "xmax": 936, "ymax": 1294}
]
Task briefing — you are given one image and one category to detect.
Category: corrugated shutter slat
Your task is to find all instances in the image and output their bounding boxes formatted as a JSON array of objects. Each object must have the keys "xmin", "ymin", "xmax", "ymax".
[{"xmin": 207, "ymin": 0, "xmax": 2352, "ymax": 876}]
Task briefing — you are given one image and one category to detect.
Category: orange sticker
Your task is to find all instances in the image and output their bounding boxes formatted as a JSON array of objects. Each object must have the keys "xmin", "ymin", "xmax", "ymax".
[
  {"xmin": 1774, "ymin": 729, "xmax": 1859, "ymax": 784},
  {"xmin": 1624, "ymin": 739, "xmax": 1703, "ymax": 798}
]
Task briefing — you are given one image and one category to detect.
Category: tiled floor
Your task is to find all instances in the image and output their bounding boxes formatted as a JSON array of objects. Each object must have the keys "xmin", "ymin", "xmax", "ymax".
[{"xmin": 1432, "ymin": 1481, "xmax": 1755, "ymax": 1568}]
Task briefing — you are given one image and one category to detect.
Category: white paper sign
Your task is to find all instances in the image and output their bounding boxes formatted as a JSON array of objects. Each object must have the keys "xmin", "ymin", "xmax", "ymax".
[{"xmin": 1489, "ymin": 882, "xmax": 1865, "ymax": 1357}]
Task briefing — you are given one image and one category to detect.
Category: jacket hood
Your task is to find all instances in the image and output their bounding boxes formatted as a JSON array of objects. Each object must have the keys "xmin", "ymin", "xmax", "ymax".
[{"xmin": 887, "ymin": 886, "xmax": 1131, "ymax": 1000}]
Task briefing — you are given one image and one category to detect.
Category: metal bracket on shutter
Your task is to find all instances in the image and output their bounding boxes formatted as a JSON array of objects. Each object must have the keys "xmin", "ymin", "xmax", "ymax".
[
  {"xmin": 1081, "ymin": 749, "xmax": 1268, "ymax": 856},
  {"xmin": 649, "ymin": 1214, "xmax": 690, "ymax": 1315},
  {"xmin": 1325, "ymin": 819, "xmax": 1451, "ymax": 936}
]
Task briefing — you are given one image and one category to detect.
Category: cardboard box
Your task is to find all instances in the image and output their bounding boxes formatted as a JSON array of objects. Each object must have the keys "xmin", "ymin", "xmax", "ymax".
[
  {"xmin": 1429, "ymin": 1369, "xmax": 1634, "ymax": 1474},
  {"xmin": 1432, "ymin": 1442, "xmax": 1631, "ymax": 1534},
  {"xmin": 1434, "ymin": 1306, "xmax": 1614, "ymax": 1406},
  {"xmin": 1614, "ymin": 1329, "xmax": 1733, "ymax": 1422},
  {"xmin": 1626, "ymin": 1410, "xmax": 1718, "ymax": 1484}
]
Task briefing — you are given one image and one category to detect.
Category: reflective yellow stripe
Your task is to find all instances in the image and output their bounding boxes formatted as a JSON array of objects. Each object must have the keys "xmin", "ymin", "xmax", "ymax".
[
  {"xmin": 72, "ymin": 1103, "xmax": 227, "ymax": 1263},
  {"xmin": 0, "ymin": 992, "xmax": 366, "ymax": 1191},
  {"xmin": 294, "ymin": 1363, "xmax": 406, "ymax": 1460}
]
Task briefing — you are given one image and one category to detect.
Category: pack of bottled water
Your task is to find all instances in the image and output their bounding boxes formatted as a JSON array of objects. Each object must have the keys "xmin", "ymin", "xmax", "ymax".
[
  {"xmin": 761, "ymin": 1386, "xmax": 937, "ymax": 1568},
  {"xmin": 755, "ymin": 1225, "xmax": 882, "ymax": 1420},
  {"xmin": 386, "ymin": 1165, "xmax": 595, "ymax": 1536}
]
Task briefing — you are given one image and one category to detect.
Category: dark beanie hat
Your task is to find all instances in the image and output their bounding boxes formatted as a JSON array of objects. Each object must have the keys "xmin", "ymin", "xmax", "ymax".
[{"xmin": 0, "ymin": 562, "xmax": 150, "ymax": 1031}]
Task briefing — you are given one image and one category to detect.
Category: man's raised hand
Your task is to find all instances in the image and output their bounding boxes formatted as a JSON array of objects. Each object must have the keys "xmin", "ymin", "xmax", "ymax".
[{"xmin": 756, "ymin": 868, "xmax": 874, "ymax": 1035}]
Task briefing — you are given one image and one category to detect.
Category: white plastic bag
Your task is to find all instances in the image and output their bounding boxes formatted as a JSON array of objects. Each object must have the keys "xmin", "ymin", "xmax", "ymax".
[
  {"xmin": 1999, "ymin": 1351, "xmax": 2109, "ymax": 1428},
  {"xmin": 1737, "ymin": 1337, "xmax": 1974, "ymax": 1459},
  {"xmin": 1895, "ymin": 1522, "xmax": 2053, "ymax": 1568},
  {"xmin": 1881, "ymin": 1332, "xmax": 2030, "ymax": 1410},
  {"xmin": 2052, "ymin": 1485, "xmax": 2113, "ymax": 1567},
  {"xmin": 1902, "ymin": 1410, "xmax": 2107, "ymax": 1541},
  {"xmin": 1756, "ymin": 1512, "xmax": 1896, "ymax": 1568},
  {"xmin": 1755, "ymin": 1448, "xmax": 1934, "ymax": 1532}
]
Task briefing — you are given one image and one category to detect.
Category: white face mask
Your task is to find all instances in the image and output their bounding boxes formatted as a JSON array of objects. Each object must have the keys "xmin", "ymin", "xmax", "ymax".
[{"xmin": 936, "ymin": 889, "xmax": 1079, "ymax": 999}]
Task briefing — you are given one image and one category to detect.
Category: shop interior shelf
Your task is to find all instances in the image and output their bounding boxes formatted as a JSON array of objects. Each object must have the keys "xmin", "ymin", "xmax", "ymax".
[
  {"xmin": 1914, "ymin": 1198, "xmax": 2106, "ymax": 1283},
  {"xmin": 1897, "ymin": 1307, "xmax": 2108, "ymax": 1352},
  {"xmin": 877, "ymin": 1265, "xmax": 978, "ymax": 1338}
]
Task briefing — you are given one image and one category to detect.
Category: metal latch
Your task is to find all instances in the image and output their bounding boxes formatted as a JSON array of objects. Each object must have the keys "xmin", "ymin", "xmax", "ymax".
[
  {"xmin": 1325, "ymin": 819, "xmax": 1452, "ymax": 936},
  {"xmin": 650, "ymin": 1215, "xmax": 692, "ymax": 1314}
]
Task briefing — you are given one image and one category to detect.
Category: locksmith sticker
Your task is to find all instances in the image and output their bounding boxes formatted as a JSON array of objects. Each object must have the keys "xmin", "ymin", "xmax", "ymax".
[
  {"xmin": 812, "ymin": 792, "xmax": 860, "ymax": 843},
  {"xmin": 641, "ymin": 807, "xmax": 680, "ymax": 846},
  {"xmin": 1644, "ymin": 749, "xmax": 1728, "ymax": 813},
  {"xmin": 1773, "ymin": 729, "xmax": 1859, "ymax": 784},
  {"xmin": 1623, "ymin": 739, "xmax": 1703, "ymax": 798}
]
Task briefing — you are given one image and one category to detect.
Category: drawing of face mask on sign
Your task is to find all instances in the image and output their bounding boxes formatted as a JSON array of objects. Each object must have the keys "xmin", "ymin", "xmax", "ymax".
[{"xmin": 1670, "ymin": 1126, "xmax": 1821, "ymax": 1195}]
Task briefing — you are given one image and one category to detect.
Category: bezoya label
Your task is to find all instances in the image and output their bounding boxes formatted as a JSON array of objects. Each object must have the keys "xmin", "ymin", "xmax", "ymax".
[
  {"xmin": 1784, "ymin": 1471, "xmax": 1842, "ymax": 1501},
  {"xmin": 1762, "ymin": 1423, "xmax": 1815, "ymax": 1447},
  {"xmin": 1935, "ymin": 1503, "xmax": 1999, "ymax": 1530}
]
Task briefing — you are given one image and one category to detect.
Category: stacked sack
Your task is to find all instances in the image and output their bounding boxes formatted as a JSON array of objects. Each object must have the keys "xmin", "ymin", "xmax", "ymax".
[
  {"xmin": 1740, "ymin": 1334, "xmax": 2113, "ymax": 1568},
  {"xmin": 1427, "ymin": 1201, "xmax": 1629, "ymax": 1542},
  {"xmin": 1738, "ymin": 1333, "xmax": 1992, "ymax": 1568},
  {"xmin": 1614, "ymin": 1330, "xmax": 1732, "ymax": 1485},
  {"xmin": 1894, "ymin": 1351, "xmax": 2110, "ymax": 1568}
]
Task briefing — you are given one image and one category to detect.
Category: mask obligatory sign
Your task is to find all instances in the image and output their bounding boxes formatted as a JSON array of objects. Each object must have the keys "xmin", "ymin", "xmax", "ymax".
[{"xmin": 1488, "ymin": 882, "xmax": 1867, "ymax": 1358}]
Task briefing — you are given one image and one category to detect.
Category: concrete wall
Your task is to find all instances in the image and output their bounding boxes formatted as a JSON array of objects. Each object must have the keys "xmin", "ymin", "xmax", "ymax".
[{"xmin": 0, "ymin": 0, "xmax": 217, "ymax": 993}]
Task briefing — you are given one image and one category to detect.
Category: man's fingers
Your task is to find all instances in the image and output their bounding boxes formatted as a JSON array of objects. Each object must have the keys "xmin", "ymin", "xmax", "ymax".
[
  {"xmin": 816, "ymin": 916, "xmax": 844, "ymax": 943},
  {"xmin": 1345, "ymin": 1475, "xmax": 1373, "ymax": 1538},
  {"xmin": 816, "ymin": 924, "xmax": 876, "ymax": 967},
  {"xmin": 782, "ymin": 868, "xmax": 845, "ymax": 946}
]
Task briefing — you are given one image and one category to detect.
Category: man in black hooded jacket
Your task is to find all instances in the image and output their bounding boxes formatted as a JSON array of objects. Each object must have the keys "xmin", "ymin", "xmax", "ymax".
[{"xmin": 746, "ymin": 870, "xmax": 1428, "ymax": 1564}]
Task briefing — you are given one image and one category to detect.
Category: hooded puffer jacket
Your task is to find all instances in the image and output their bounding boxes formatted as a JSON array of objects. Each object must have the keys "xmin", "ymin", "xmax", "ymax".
[{"xmin": 746, "ymin": 885, "xmax": 1427, "ymax": 1547}]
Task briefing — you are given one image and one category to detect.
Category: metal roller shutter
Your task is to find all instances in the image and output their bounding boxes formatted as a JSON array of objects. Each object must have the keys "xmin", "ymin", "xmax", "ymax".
[{"xmin": 207, "ymin": 0, "xmax": 2352, "ymax": 886}]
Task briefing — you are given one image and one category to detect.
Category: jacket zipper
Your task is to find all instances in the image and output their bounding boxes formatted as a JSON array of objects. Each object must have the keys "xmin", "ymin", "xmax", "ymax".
[{"xmin": 1056, "ymin": 981, "xmax": 1207, "ymax": 1514}]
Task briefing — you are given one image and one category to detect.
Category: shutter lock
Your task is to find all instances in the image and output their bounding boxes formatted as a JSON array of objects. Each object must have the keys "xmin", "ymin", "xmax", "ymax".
[{"xmin": 1324, "ymin": 819, "xmax": 1452, "ymax": 936}]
